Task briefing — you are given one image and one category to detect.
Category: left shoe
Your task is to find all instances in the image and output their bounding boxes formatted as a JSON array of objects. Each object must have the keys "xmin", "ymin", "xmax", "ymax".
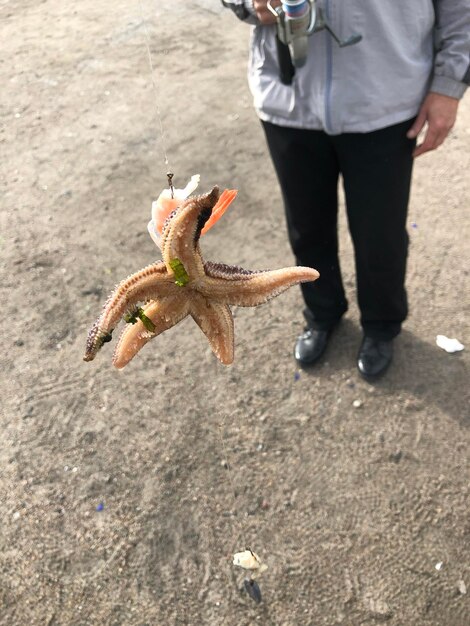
[
  {"xmin": 294, "ymin": 328, "xmax": 333, "ymax": 366},
  {"xmin": 357, "ymin": 336, "xmax": 394, "ymax": 379}
]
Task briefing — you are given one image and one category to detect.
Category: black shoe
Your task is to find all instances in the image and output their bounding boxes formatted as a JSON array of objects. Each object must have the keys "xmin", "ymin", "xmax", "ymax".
[
  {"xmin": 357, "ymin": 336, "xmax": 393, "ymax": 379},
  {"xmin": 294, "ymin": 328, "xmax": 332, "ymax": 366}
]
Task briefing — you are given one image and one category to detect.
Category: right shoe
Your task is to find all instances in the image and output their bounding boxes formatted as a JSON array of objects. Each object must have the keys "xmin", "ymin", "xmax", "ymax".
[
  {"xmin": 294, "ymin": 328, "xmax": 332, "ymax": 366},
  {"xmin": 357, "ymin": 336, "xmax": 394, "ymax": 379}
]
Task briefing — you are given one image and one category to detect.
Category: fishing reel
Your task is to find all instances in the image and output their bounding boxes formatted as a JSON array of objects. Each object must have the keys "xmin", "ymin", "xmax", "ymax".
[{"xmin": 267, "ymin": 0, "xmax": 362, "ymax": 83}]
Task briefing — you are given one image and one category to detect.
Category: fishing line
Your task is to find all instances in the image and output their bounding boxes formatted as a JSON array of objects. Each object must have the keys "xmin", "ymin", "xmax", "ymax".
[
  {"xmin": 137, "ymin": 0, "xmax": 170, "ymax": 170},
  {"xmin": 137, "ymin": 0, "xmax": 243, "ymax": 509},
  {"xmin": 134, "ymin": 2, "xmax": 264, "ymax": 600}
]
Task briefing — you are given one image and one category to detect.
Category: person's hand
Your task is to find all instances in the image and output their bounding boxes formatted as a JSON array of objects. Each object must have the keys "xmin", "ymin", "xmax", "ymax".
[
  {"xmin": 407, "ymin": 93, "xmax": 459, "ymax": 157},
  {"xmin": 253, "ymin": 0, "xmax": 281, "ymax": 25}
]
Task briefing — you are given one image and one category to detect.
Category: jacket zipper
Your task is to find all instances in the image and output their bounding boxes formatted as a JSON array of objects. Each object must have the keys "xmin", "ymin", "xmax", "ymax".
[{"xmin": 324, "ymin": 0, "xmax": 333, "ymax": 133}]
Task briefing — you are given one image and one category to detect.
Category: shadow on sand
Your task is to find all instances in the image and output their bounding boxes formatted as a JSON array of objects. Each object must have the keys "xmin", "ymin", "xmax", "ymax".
[{"xmin": 301, "ymin": 319, "xmax": 469, "ymax": 427}]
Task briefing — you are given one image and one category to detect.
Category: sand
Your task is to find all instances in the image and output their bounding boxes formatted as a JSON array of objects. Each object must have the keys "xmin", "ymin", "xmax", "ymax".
[{"xmin": 1, "ymin": 1, "xmax": 469, "ymax": 624}]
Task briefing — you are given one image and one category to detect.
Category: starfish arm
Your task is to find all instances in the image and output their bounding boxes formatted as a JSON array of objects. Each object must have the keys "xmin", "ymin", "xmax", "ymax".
[
  {"xmin": 200, "ymin": 262, "xmax": 320, "ymax": 307},
  {"xmin": 189, "ymin": 295, "xmax": 234, "ymax": 365},
  {"xmin": 112, "ymin": 295, "xmax": 190, "ymax": 369},
  {"xmin": 160, "ymin": 188, "xmax": 220, "ymax": 280},
  {"xmin": 84, "ymin": 262, "xmax": 180, "ymax": 362}
]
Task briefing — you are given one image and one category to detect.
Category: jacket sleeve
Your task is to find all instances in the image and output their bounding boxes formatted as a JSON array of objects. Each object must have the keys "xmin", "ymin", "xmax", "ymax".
[
  {"xmin": 431, "ymin": 0, "xmax": 470, "ymax": 98},
  {"xmin": 220, "ymin": 0, "xmax": 259, "ymax": 25}
]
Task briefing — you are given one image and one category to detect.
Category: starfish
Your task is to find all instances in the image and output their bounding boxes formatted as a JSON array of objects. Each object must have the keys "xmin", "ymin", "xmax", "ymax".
[{"xmin": 84, "ymin": 185, "xmax": 319, "ymax": 368}]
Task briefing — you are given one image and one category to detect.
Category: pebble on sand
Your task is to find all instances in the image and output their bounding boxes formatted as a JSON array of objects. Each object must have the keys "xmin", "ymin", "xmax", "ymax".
[
  {"xmin": 457, "ymin": 579, "xmax": 467, "ymax": 595},
  {"xmin": 436, "ymin": 335, "xmax": 464, "ymax": 353}
]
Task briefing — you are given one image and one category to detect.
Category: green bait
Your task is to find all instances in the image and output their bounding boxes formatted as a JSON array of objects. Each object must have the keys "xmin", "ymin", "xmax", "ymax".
[
  {"xmin": 169, "ymin": 258, "xmax": 190, "ymax": 287},
  {"xmin": 124, "ymin": 308, "xmax": 156, "ymax": 333}
]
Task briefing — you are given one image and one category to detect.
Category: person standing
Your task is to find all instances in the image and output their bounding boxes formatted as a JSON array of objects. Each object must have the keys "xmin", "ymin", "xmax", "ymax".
[{"xmin": 222, "ymin": 0, "xmax": 469, "ymax": 378}]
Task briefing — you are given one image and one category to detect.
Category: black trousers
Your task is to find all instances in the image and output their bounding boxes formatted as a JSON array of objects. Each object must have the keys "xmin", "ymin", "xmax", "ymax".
[{"xmin": 262, "ymin": 119, "xmax": 416, "ymax": 341}]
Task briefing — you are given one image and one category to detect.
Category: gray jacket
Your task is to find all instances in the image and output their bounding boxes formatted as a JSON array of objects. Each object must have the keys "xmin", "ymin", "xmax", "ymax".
[{"xmin": 222, "ymin": 0, "xmax": 470, "ymax": 134}]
